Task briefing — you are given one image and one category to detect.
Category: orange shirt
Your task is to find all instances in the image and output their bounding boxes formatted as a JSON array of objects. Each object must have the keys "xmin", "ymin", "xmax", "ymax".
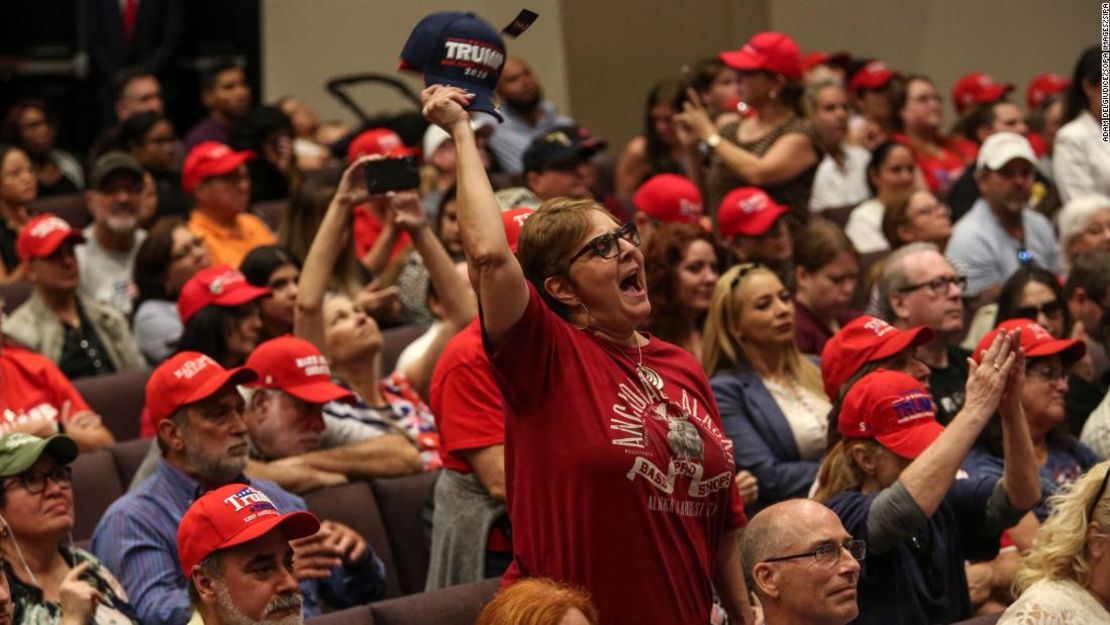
[{"xmin": 188, "ymin": 209, "xmax": 277, "ymax": 268}]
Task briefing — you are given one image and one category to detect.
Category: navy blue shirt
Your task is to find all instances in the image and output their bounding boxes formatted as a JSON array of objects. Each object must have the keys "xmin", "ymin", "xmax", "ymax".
[
  {"xmin": 964, "ymin": 438, "xmax": 1101, "ymax": 521},
  {"xmin": 826, "ymin": 476, "xmax": 1005, "ymax": 625}
]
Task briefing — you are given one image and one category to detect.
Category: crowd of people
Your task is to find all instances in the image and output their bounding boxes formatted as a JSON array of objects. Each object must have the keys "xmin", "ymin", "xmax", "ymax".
[{"xmin": 0, "ymin": 11, "xmax": 1108, "ymax": 625}]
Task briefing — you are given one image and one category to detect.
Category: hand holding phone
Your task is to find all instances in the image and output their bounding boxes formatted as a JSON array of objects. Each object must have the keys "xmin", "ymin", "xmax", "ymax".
[{"xmin": 364, "ymin": 156, "xmax": 421, "ymax": 195}]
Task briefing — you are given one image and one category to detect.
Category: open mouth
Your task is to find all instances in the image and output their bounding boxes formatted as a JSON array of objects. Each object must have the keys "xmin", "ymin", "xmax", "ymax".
[{"xmin": 619, "ymin": 267, "xmax": 645, "ymax": 296}]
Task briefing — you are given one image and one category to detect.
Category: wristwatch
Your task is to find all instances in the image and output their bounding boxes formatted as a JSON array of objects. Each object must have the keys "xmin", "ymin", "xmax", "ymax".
[{"xmin": 705, "ymin": 133, "xmax": 722, "ymax": 150}]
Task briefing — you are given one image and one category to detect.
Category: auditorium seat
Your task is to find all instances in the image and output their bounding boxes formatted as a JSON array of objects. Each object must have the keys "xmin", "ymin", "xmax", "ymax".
[
  {"xmin": 307, "ymin": 605, "xmax": 374, "ymax": 625},
  {"xmin": 367, "ymin": 577, "xmax": 499, "ymax": 625},
  {"xmin": 108, "ymin": 437, "xmax": 153, "ymax": 487},
  {"xmin": 71, "ymin": 448, "xmax": 125, "ymax": 541},
  {"xmin": 0, "ymin": 280, "xmax": 33, "ymax": 311},
  {"xmin": 251, "ymin": 200, "xmax": 288, "ymax": 233},
  {"xmin": 304, "ymin": 482, "xmax": 404, "ymax": 599},
  {"xmin": 72, "ymin": 368, "xmax": 152, "ymax": 442},
  {"xmin": 371, "ymin": 471, "xmax": 439, "ymax": 595},
  {"xmin": 380, "ymin": 325, "xmax": 426, "ymax": 376},
  {"xmin": 29, "ymin": 193, "xmax": 91, "ymax": 229}
]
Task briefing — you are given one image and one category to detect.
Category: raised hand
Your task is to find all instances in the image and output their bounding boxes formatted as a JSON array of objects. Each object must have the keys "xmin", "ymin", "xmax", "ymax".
[
  {"xmin": 998, "ymin": 330, "xmax": 1026, "ymax": 423},
  {"xmin": 421, "ymin": 85, "xmax": 473, "ymax": 130},
  {"xmin": 963, "ymin": 330, "xmax": 1018, "ymax": 420},
  {"xmin": 674, "ymin": 87, "xmax": 718, "ymax": 142},
  {"xmin": 389, "ymin": 191, "xmax": 428, "ymax": 232}
]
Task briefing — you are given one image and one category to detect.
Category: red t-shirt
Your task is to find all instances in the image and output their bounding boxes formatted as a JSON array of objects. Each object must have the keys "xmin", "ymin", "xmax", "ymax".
[
  {"xmin": 0, "ymin": 346, "xmax": 91, "ymax": 434},
  {"xmin": 353, "ymin": 204, "xmax": 411, "ymax": 261},
  {"xmin": 489, "ymin": 285, "xmax": 744, "ymax": 624},
  {"xmin": 430, "ymin": 319, "xmax": 505, "ymax": 474},
  {"xmin": 894, "ymin": 133, "xmax": 978, "ymax": 198}
]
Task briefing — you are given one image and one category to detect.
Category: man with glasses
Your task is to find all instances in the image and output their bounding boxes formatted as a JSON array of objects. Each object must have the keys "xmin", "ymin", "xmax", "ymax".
[
  {"xmin": 877, "ymin": 242, "xmax": 970, "ymax": 424},
  {"xmin": 183, "ymin": 141, "xmax": 275, "ymax": 267},
  {"xmin": 741, "ymin": 499, "xmax": 863, "ymax": 625},
  {"xmin": 522, "ymin": 125, "xmax": 606, "ymax": 202},
  {"xmin": 946, "ymin": 132, "xmax": 1057, "ymax": 301},
  {"xmin": 76, "ymin": 152, "xmax": 149, "ymax": 315},
  {"xmin": 3, "ymin": 213, "xmax": 146, "ymax": 381}
]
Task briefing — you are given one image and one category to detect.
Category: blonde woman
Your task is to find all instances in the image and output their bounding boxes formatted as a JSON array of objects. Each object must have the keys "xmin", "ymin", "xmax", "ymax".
[
  {"xmin": 703, "ymin": 263, "xmax": 829, "ymax": 509},
  {"xmin": 1000, "ymin": 460, "xmax": 1110, "ymax": 623}
]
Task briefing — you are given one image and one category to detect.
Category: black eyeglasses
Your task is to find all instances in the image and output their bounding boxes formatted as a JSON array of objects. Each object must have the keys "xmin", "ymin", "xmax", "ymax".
[
  {"xmin": 4, "ymin": 466, "xmax": 73, "ymax": 495},
  {"xmin": 1015, "ymin": 300, "xmax": 1063, "ymax": 320},
  {"xmin": 762, "ymin": 539, "xmax": 866, "ymax": 568},
  {"xmin": 897, "ymin": 275, "xmax": 968, "ymax": 296},
  {"xmin": 1090, "ymin": 466, "xmax": 1110, "ymax": 521},
  {"xmin": 568, "ymin": 222, "xmax": 640, "ymax": 264}
]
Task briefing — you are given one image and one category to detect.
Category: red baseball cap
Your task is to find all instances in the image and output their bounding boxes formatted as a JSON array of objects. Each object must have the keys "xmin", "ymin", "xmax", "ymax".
[
  {"xmin": 821, "ymin": 316, "xmax": 934, "ymax": 400},
  {"xmin": 177, "ymin": 483, "xmax": 320, "ymax": 576},
  {"xmin": 245, "ymin": 336, "xmax": 354, "ymax": 404},
  {"xmin": 501, "ymin": 207, "xmax": 534, "ymax": 254},
  {"xmin": 720, "ymin": 32, "xmax": 802, "ymax": 81},
  {"xmin": 16, "ymin": 214, "xmax": 86, "ymax": 261},
  {"xmin": 849, "ymin": 61, "xmax": 897, "ymax": 92},
  {"xmin": 182, "ymin": 142, "xmax": 254, "ymax": 194},
  {"xmin": 973, "ymin": 318, "xmax": 1085, "ymax": 367},
  {"xmin": 632, "ymin": 174, "xmax": 704, "ymax": 225},
  {"xmin": 1025, "ymin": 73, "xmax": 1069, "ymax": 111},
  {"xmin": 839, "ymin": 370, "xmax": 944, "ymax": 459},
  {"xmin": 178, "ymin": 265, "xmax": 270, "ymax": 324},
  {"xmin": 146, "ymin": 351, "xmax": 258, "ymax": 426},
  {"xmin": 952, "ymin": 72, "xmax": 1015, "ymax": 114},
  {"xmin": 346, "ymin": 128, "xmax": 417, "ymax": 163},
  {"xmin": 717, "ymin": 187, "xmax": 788, "ymax": 238}
]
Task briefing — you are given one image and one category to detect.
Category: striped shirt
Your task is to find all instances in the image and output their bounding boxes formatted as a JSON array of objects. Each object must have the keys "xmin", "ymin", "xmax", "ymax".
[{"xmin": 90, "ymin": 460, "xmax": 386, "ymax": 625}]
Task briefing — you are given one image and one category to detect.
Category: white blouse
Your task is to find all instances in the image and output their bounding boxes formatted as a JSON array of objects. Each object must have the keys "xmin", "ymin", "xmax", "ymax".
[
  {"xmin": 998, "ymin": 578, "xmax": 1110, "ymax": 625},
  {"xmin": 763, "ymin": 377, "xmax": 831, "ymax": 461},
  {"xmin": 1054, "ymin": 111, "xmax": 1110, "ymax": 203}
]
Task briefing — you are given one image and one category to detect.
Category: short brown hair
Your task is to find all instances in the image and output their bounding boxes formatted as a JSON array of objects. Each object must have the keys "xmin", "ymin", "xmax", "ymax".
[
  {"xmin": 516, "ymin": 198, "xmax": 615, "ymax": 319},
  {"xmin": 794, "ymin": 217, "xmax": 858, "ymax": 273},
  {"xmin": 476, "ymin": 578, "xmax": 599, "ymax": 625}
]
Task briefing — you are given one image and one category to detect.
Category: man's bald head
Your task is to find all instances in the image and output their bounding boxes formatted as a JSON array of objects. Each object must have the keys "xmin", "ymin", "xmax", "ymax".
[
  {"xmin": 742, "ymin": 499, "xmax": 833, "ymax": 576},
  {"xmin": 742, "ymin": 499, "xmax": 861, "ymax": 625}
]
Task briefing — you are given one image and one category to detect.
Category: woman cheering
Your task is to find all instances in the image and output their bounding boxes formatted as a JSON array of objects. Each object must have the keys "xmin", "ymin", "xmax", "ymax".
[{"xmin": 423, "ymin": 86, "xmax": 753, "ymax": 625}]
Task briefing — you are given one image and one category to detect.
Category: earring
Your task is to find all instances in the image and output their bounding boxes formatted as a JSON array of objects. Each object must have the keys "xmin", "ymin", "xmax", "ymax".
[{"xmin": 571, "ymin": 302, "xmax": 591, "ymax": 330}]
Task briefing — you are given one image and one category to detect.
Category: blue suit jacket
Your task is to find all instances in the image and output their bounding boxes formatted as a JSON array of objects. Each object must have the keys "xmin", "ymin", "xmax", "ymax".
[{"xmin": 710, "ymin": 365, "xmax": 820, "ymax": 509}]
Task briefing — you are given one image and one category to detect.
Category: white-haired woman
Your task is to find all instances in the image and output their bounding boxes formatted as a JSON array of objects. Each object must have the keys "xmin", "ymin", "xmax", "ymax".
[
  {"xmin": 1057, "ymin": 194, "xmax": 1110, "ymax": 275},
  {"xmin": 999, "ymin": 460, "xmax": 1110, "ymax": 623}
]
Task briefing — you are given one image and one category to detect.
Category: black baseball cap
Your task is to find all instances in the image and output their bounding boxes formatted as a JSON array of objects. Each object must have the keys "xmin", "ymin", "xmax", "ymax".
[
  {"xmin": 400, "ymin": 12, "xmax": 506, "ymax": 121},
  {"xmin": 522, "ymin": 125, "xmax": 608, "ymax": 173}
]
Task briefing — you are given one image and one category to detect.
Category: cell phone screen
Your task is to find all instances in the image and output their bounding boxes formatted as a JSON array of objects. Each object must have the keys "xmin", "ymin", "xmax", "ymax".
[{"xmin": 364, "ymin": 156, "xmax": 421, "ymax": 194}]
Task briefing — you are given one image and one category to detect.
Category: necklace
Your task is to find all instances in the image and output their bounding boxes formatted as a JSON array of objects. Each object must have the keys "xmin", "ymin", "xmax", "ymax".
[{"xmin": 593, "ymin": 330, "xmax": 664, "ymax": 395}]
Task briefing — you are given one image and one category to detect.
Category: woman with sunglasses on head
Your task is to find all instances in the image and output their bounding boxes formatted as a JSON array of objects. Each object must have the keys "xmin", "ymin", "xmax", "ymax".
[
  {"xmin": 995, "ymin": 267, "xmax": 1105, "ymax": 438},
  {"xmin": 422, "ymin": 86, "xmax": 754, "ymax": 624},
  {"xmin": 0, "ymin": 433, "xmax": 139, "ymax": 625},
  {"xmin": 998, "ymin": 460, "xmax": 1110, "ymax": 624},
  {"xmin": 702, "ymin": 263, "xmax": 829, "ymax": 511},
  {"xmin": 813, "ymin": 333, "xmax": 1041, "ymax": 625}
]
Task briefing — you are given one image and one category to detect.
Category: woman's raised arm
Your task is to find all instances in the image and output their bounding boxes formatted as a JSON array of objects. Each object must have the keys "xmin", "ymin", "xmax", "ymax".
[{"xmin": 422, "ymin": 86, "xmax": 528, "ymax": 345}]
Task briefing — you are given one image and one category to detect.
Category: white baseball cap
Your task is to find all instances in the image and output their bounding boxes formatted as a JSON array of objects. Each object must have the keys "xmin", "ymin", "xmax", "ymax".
[
  {"xmin": 976, "ymin": 132, "xmax": 1035, "ymax": 171},
  {"xmin": 422, "ymin": 117, "xmax": 494, "ymax": 159}
]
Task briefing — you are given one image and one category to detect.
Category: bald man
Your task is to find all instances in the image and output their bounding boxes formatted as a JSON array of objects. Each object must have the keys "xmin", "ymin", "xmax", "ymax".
[
  {"xmin": 487, "ymin": 56, "xmax": 575, "ymax": 173},
  {"xmin": 741, "ymin": 499, "xmax": 862, "ymax": 625}
]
